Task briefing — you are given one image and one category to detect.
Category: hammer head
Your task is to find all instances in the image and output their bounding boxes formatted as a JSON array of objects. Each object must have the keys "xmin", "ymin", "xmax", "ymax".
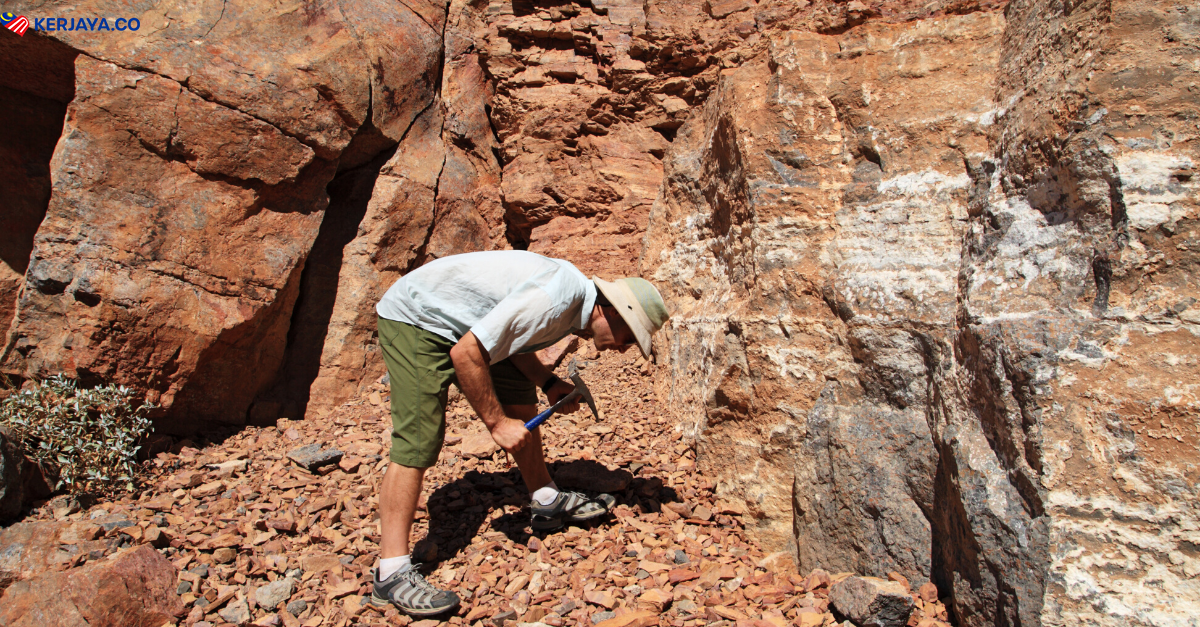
[{"xmin": 566, "ymin": 358, "xmax": 600, "ymax": 421}]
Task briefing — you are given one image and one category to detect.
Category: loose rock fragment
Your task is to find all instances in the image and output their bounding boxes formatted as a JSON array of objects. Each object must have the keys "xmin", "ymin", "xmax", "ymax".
[
  {"xmin": 460, "ymin": 433, "xmax": 498, "ymax": 458},
  {"xmin": 218, "ymin": 598, "xmax": 252, "ymax": 626},
  {"xmin": 829, "ymin": 576, "xmax": 916, "ymax": 627},
  {"xmin": 255, "ymin": 577, "xmax": 295, "ymax": 610},
  {"xmin": 919, "ymin": 581, "xmax": 939, "ymax": 603},
  {"xmin": 286, "ymin": 444, "xmax": 344, "ymax": 471}
]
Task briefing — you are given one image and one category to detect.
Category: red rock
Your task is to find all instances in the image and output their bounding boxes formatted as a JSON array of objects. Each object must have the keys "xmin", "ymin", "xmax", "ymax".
[
  {"xmin": 887, "ymin": 571, "xmax": 910, "ymax": 591},
  {"xmin": 459, "ymin": 433, "xmax": 498, "ymax": 458},
  {"xmin": 637, "ymin": 560, "xmax": 672, "ymax": 574},
  {"xmin": 806, "ymin": 569, "xmax": 832, "ymax": 590},
  {"xmin": 796, "ymin": 612, "xmax": 826, "ymax": 627},
  {"xmin": 668, "ymin": 569, "xmax": 700, "ymax": 583},
  {"xmin": 0, "ymin": 545, "xmax": 183, "ymax": 625},
  {"xmin": 0, "ymin": 520, "xmax": 116, "ymax": 588},
  {"xmin": 638, "ymin": 588, "xmax": 672, "ymax": 611},
  {"xmin": 298, "ymin": 553, "xmax": 341, "ymax": 574},
  {"xmin": 267, "ymin": 519, "xmax": 297, "ymax": 534},
  {"xmin": 712, "ymin": 606, "xmax": 748, "ymax": 621},
  {"xmin": 918, "ymin": 582, "xmax": 939, "ymax": 603},
  {"xmin": 328, "ymin": 579, "xmax": 359, "ymax": 599},
  {"xmin": 536, "ymin": 335, "xmax": 581, "ymax": 370},
  {"xmin": 585, "ymin": 589, "xmax": 617, "ymax": 609}
]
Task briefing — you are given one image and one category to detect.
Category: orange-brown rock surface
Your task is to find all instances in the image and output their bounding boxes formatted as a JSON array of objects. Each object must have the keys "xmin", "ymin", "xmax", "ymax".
[
  {"xmin": 1, "ymin": 0, "xmax": 1197, "ymax": 626},
  {"xmin": 0, "ymin": 0, "xmax": 448, "ymax": 433}
]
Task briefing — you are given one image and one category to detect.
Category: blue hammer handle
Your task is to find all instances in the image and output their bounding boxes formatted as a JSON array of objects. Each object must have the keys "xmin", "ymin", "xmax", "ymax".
[{"xmin": 524, "ymin": 389, "xmax": 582, "ymax": 430}]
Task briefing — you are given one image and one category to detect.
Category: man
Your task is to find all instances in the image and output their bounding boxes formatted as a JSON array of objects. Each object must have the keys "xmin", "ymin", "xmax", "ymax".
[{"xmin": 369, "ymin": 250, "xmax": 669, "ymax": 616}]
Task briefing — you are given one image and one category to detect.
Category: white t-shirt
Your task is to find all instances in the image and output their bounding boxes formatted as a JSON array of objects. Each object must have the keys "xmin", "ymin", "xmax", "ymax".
[{"xmin": 376, "ymin": 251, "xmax": 597, "ymax": 364}]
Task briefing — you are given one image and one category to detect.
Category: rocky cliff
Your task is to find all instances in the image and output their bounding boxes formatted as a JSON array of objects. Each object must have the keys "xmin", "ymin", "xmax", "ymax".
[
  {"xmin": 1, "ymin": 0, "xmax": 1196, "ymax": 625},
  {"xmin": 642, "ymin": 0, "xmax": 1199, "ymax": 625}
]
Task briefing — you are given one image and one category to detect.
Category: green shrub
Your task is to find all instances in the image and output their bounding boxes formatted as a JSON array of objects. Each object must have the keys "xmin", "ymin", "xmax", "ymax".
[{"xmin": 0, "ymin": 374, "xmax": 155, "ymax": 494}]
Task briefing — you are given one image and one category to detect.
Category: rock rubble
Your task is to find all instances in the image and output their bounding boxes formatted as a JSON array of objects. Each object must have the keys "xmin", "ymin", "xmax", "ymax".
[{"xmin": 6, "ymin": 345, "xmax": 953, "ymax": 627}]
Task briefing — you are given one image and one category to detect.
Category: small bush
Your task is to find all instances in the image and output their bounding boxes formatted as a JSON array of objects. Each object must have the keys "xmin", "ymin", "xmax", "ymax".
[{"xmin": 0, "ymin": 374, "xmax": 155, "ymax": 494}]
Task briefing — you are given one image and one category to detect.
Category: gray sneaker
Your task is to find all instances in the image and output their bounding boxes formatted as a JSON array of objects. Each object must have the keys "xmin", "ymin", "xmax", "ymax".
[
  {"xmin": 531, "ymin": 490, "xmax": 616, "ymax": 531},
  {"xmin": 370, "ymin": 566, "xmax": 460, "ymax": 616}
]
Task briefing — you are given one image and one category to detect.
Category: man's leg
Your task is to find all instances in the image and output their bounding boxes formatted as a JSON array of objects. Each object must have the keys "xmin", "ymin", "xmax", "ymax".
[
  {"xmin": 371, "ymin": 317, "xmax": 460, "ymax": 616},
  {"xmin": 501, "ymin": 404, "xmax": 552, "ymax": 492},
  {"xmin": 379, "ymin": 462, "xmax": 427, "ymax": 560}
]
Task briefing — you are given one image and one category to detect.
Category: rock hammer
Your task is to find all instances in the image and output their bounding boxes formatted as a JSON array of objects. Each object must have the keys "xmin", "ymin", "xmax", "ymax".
[{"xmin": 524, "ymin": 358, "xmax": 599, "ymax": 430}]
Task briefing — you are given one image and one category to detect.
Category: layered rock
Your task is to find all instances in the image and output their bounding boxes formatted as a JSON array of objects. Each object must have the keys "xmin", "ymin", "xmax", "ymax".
[
  {"xmin": 973, "ymin": 0, "xmax": 1200, "ymax": 624},
  {"xmin": 645, "ymin": 5, "xmax": 1002, "ymax": 575},
  {"xmin": 461, "ymin": 0, "xmax": 725, "ymax": 277},
  {"xmin": 642, "ymin": 1, "xmax": 1198, "ymax": 626}
]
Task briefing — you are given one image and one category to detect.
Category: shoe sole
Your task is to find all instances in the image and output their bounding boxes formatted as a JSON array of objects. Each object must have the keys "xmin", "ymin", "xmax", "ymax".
[
  {"xmin": 369, "ymin": 593, "xmax": 460, "ymax": 616},
  {"xmin": 532, "ymin": 506, "xmax": 611, "ymax": 531}
]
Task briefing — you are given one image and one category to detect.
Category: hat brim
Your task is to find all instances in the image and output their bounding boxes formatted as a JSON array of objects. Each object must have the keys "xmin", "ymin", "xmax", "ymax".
[{"xmin": 593, "ymin": 277, "xmax": 654, "ymax": 358}]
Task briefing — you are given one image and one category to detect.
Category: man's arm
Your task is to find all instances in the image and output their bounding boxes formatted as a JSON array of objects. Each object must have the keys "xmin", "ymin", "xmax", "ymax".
[
  {"xmin": 449, "ymin": 332, "xmax": 533, "ymax": 452},
  {"xmin": 509, "ymin": 352, "xmax": 580, "ymax": 413}
]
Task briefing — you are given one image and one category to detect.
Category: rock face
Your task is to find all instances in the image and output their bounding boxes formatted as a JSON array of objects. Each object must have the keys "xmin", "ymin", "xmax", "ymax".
[
  {"xmin": 0, "ymin": 33, "xmax": 74, "ymax": 336},
  {"xmin": 0, "ymin": 520, "xmax": 119, "ymax": 594},
  {"xmin": 642, "ymin": 1, "xmax": 1199, "ymax": 626},
  {"xmin": 645, "ymin": 4, "xmax": 1001, "ymax": 574},
  {"xmin": 0, "ymin": 0, "xmax": 446, "ymax": 432},
  {"xmin": 0, "ymin": 543, "xmax": 183, "ymax": 626}
]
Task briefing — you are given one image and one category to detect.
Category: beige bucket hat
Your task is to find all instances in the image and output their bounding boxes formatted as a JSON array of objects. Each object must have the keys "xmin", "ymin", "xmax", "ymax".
[{"xmin": 592, "ymin": 277, "xmax": 670, "ymax": 358}]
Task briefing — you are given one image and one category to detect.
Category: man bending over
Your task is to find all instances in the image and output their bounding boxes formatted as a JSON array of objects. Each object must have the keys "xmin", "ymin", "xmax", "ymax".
[{"xmin": 369, "ymin": 250, "xmax": 669, "ymax": 616}]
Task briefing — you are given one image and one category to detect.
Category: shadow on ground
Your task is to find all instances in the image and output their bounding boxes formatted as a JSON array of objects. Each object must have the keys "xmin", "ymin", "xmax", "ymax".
[{"xmin": 420, "ymin": 460, "xmax": 681, "ymax": 567}]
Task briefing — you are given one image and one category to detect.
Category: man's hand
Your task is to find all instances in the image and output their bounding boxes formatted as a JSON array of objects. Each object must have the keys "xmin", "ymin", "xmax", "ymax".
[
  {"xmin": 546, "ymin": 379, "xmax": 580, "ymax": 414},
  {"xmin": 490, "ymin": 417, "xmax": 533, "ymax": 452}
]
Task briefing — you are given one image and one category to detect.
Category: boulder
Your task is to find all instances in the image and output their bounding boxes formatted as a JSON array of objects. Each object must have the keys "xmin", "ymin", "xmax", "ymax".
[
  {"xmin": 0, "ymin": 520, "xmax": 116, "ymax": 594},
  {"xmin": 829, "ymin": 576, "xmax": 915, "ymax": 627},
  {"xmin": 0, "ymin": 544, "xmax": 183, "ymax": 626}
]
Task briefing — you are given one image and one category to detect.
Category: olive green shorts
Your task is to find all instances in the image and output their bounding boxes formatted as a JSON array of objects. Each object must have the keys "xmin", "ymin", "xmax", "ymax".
[{"xmin": 377, "ymin": 316, "xmax": 538, "ymax": 468}]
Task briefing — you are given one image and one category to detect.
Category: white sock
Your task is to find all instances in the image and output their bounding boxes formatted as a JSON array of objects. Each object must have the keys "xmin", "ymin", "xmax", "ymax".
[
  {"xmin": 532, "ymin": 481, "xmax": 560, "ymax": 506},
  {"xmin": 378, "ymin": 555, "xmax": 411, "ymax": 580}
]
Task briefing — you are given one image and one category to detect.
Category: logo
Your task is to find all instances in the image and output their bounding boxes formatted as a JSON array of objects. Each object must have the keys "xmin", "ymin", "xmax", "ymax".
[
  {"xmin": 2, "ymin": 12, "xmax": 141, "ymax": 34},
  {"xmin": 1, "ymin": 12, "xmax": 29, "ymax": 36}
]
